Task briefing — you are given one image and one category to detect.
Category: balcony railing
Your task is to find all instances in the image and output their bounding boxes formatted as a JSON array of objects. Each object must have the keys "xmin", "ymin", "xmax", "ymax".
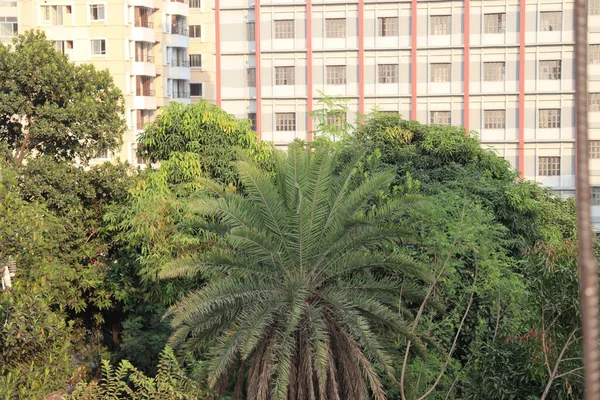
[
  {"xmin": 135, "ymin": 54, "xmax": 155, "ymax": 63},
  {"xmin": 170, "ymin": 59, "xmax": 189, "ymax": 67},
  {"xmin": 171, "ymin": 26, "xmax": 188, "ymax": 36},
  {"xmin": 137, "ymin": 120, "xmax": 153, "ymax": 130},
  {"xmin": 136, "ymin": 88, "xmax": 155, "ymax": 96},
  {"xmin": 134, "ymin": 18, "xmax": 153, "ymax": 28},
  {"xmin": 172, "ymin": 91, "xmax": 190, "ymax": 99}
]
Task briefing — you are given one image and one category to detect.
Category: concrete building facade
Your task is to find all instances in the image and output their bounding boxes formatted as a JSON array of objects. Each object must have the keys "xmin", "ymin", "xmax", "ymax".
[{"xmin": 214, "ymin": 0, "xmax": 600, "ymax": 216}]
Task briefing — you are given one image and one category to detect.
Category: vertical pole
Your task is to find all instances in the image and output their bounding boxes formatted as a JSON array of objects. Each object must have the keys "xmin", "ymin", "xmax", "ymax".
[{"xmin": 574, "ymin": 0, "xmax": 600, "ymax": 397}]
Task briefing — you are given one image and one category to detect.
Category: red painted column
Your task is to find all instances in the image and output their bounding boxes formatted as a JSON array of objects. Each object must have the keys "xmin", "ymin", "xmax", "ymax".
[
  {"xmin": 358, "ymin": 0, "xmax": 365, "ymax": 119},
  {"xmin": 255, "ymin": 0, "xmax": 262, "ymax": 140},
  {"xmin": 411, "ymin": 0, "xmax": 418, "ymax": 120},
  {"xmin": 215, "ymin": 0, "xmax": 221, "ymax": 107},
  {"xmin": 307, "ymin": 1, "xmax": 313, "ymax": 141},
  {"xmin": 518, "ymin": 0, "xmax": 526, "ymax": 178},
  {"xmin": 464, "ymin": 0, "xmax": 470, "ymax": 131}
]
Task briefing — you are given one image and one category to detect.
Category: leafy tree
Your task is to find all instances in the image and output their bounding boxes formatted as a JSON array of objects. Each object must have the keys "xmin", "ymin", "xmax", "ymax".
[
  {"xmin": 69, "ymin": 347, "xmax": 207, "ymax": 399},
  {"xmin": 137, "ymin": 100, "xmax": 272, "ymax": 185},
  {"xmin": 161, "ymin": 145, "xmax": 429, "ymax": 400},
  {"xmin": 0, "ymin": 30, "xmax": 125, "ymax": 165}
]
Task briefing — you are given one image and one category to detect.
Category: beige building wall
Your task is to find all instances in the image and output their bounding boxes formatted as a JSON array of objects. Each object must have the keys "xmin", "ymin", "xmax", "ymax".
[
  {"xmin": 188, "ymin": 0, "xmax": 216, "ymax": 103},
  {"xmin": 2, "ymin": 0, "xmax": 216, "ymax": 165}
]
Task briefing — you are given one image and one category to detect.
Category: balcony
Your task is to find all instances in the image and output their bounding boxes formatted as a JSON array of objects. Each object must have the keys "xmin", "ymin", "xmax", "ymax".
[
  {"xmin": 134, "ymin": 19, "xmax": 153, "ymax": 29},
  {"xmin": 171, "ymin": 26, "xmax": 188, "ymax": 36},
  {"xmin": 135, "ymin": 54, "xmax": 154, "ymax": 63},
  {"xmin": 172, "ymin": 91, "xmax": 190, "ymax": 99},
  {"xmin": 132, "ymin": 54, "xmax": 156, "ymax": 76},
  {"xmin": 171, "ymin": 59, "xmax": 189, "ymax": 67},
  {"xmin": 136, "ymin": 88, "xmax": 155, "ymax": 96},
  {"xmin": 166, "ymin": 0, "xmax": 188, "ymax": 17}
]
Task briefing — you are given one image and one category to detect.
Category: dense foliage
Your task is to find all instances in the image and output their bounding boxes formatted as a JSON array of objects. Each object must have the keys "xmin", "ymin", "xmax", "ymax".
[{"xmin": 0, "ymin": 34, "xmax": 589, "ymax": 400}]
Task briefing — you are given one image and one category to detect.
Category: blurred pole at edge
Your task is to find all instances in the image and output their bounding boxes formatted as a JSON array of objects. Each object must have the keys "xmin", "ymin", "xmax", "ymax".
[{"xmin": 574, "ymin": 0, "xmax": 600, "ymax": 397}]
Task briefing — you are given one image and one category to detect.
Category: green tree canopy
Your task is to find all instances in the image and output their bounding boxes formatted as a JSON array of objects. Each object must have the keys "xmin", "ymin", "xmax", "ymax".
[
  {"xmin": 0, "ymin": 30, "xmax": 125, "ymax": 165},
  {"xmin": 137, "ymin": 100, "xmax": 272, "ymax": 185},
  {"xmin": 161, "ymin": 145, "xmax": 429, "ymax": 400}
]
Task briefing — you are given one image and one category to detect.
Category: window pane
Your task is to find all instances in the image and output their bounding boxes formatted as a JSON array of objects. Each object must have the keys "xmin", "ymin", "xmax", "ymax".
[
  {"xmin": 590, "ymin": 45, "xmax": 600, "ymax": 64},
  {"xmin": 538, "ymin": 109, "xmax": 561, "ymax": 128},
  {"xmin": 326, "ymin": 65, "xmax": 347, "ymax": 85},
  {"xmin": 540, "ymin": 11, "xmax": 562, "ymax": 31},
  {"xmin": 378, "ymin": 64, "xmax": 399, "ymax": 84},
  {"xmin": 377, "ymin": 17, "xmax": 398, "ymax": 37},
  {"xmin": 484, "ymin": 13, "xmax": 506, "ymax": 33},
  {"xmin": 539, "ymin": 60, "xmax": 561, "ymax": 80},
  {"xmin": 189, "ymin": 25, "xmax": 201, "ymax": 38},
  {"xmin": 590, "ymin": 140, "xmax": 600, "ymax": 159},
  {"xmin": 248, "ymin": 113, "xmax": 257, "ymax": 131},
  {"xmin": 430, "ymin": 15, "xmax": 451, "ymax": 35},
  {"xmin": 430, "ymin": 111, "xmax": 451, "ymax": 125},
  {"xmin": 483, "ymin": 62, "xmax": 505, "ymax": 81},
  {"xmin": 590, "ymin": 93, "xmax": 600, "ymax": 112},
  {"xmin": 190, "ymin": 83, "xmax": 203, "ymax": 97},
  {"xmin": 189, "ymin": 0, "xmax": 201, "ymax": 8},
  {"xmin": 326, "ymin": 18, "xmax": 346, "ymax": 38},
  {"xmin": 430, "ymin": 63, "xmax": 451, "ymax": 82},
  {"xmin": 484, "ymin": 110, "xmax": 506, "ymax": 129},
  {"xmin": 538, "ymin": 156, "xmax": 561, "ymax": 176},
  {"xmin": 275, "ymin": 66, "xmax": 295, "ymax": 85},
  {"xmin": 189, "ymin": 54, "xmax": 202, "ymax": 67},
  {"xmin": 276, "ymin": 113, "xmax": 296, "ymax": 131},
  {"xmin": 247, "ymin": 68, "xmax": 256, "ymax": 87},
  {"xmin": 91, "ymin": 39, "xmax": 106, "ymax": 55},
  {"xmin": 247, "ymin": 22, "xmax": 255, "ymax": 41},
  {"xmin": 591, "ymin": 0, "xmax": 600, "ymax": 15},
  {"xmin": 274, "ymin": 20, "xmax": 294, "ymax": 39}
]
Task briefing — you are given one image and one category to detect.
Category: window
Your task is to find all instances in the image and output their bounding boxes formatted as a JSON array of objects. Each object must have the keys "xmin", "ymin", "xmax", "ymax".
[
  {"xmin": 0, "ymin": 17, "xmax": 18, "ymax": 38},
  {"xmin": 484, "ymin": 13, "xmax": 506, "ymax": 34},
  {"xmin": 538, "ymin": 156, "xmax": 560, "ymax": 176},
  {"xmin": 590, "ymin": 140, "xmax": 600, "ymax": 159},
  {"xmin": 170, "ymin": 47, "xmax": 188, "ymax": 66},
  {"xmin": 590, "ymin": 93, "xmax": 600, "ymax": 112},
  {"xmin": 171, "ymin": 15, "xmax": 187, "ymax": 35},
  {"xmin": 248, "ymin": 113, "xmax": 257, "ymax": 131},
  {"xmin": 91, "ymin": 39, "xmax": 106, "ymax": 56},
  {"xmin": 430, "ymin": 63, "xmax": 451, "ymax": 82},
  {"xmin": 189, "ymin": 54, "xmax": 202, "ymax": 68},
  {"xmin": 540, "ymin": 11, "xmax": 562, "ymax": 31},
  {"xmin": 378, "ymin": 64, "xmax": 399, "ymax": 84},
  {"xmin": 89, "ymin": 4, "xmax": 105, "ymax": 21},
  {"xmin": 136, "ymin": 76, "xmax": 153, "ymax": 96},
  {"xmin": 539, "ymin": 60, "xmax": 561, "ymax": 80},
  {"xmin": 484, "ymin": 110, "xmax": 506, "ymax": 129},
  {"xmin": 40, "ymin": 5, "xmax": 64, "ymax": 25},
  {"xmin": 136, "ymin": 110, "xmax": 154, "ymax": 130},
  {"xmin": 591, "ymin": 0, "xmax": 600, "ymax": 15},
  {"xmin": 590, "ymin": 45, "xmax": 600, "ymax": 64},
  {"xmin": 483, "ymin": 62, "xmax": 505, "ymax": 81},
  {"xmin": 247, "ymin": 22, "xmax": 255, "ymax": 41},
  {"xmin": 378, "ymin": 17, "xmax": 398, "ymax": 37},
  {"xmin": 275, "ymin": 66, "xmax": 295, "ymax": 85},
  {"xmin": 326, "ymin": 18, "xmax": 346, "ymax": 38},
  {"xmin": 247, "ymin": 68, "xmax": 256, "ymax": 87},
  {"xmin": 189, "ymin": 0, "xmax": 201, "ymax": 8},
  {"xmin": 326, "ymin": 113, "xmax": 346, "ymax": 129},
  {"xmin": 190, "ymin": 83, "xmax": 203, "ymax": 97},
  {"xmin": 135, "ymin": 41, "xmax": 153, "ymax": 62},
  {"xmin": 189, "ymin": 25, "xmax": 202, "ymax": 38},
  {"xmin": 592, "ymin": 187, "xmax": 600, "ymax": 205},
  {"xmin": 172, "ymin": 79, "xmax": 188, "ymax": 98},
  {"xmin": 96, "ymin": 148, "xmax": 109, "ymax": 159},
  {"xmin": 276, "ymin": 113, "xmax": 296, "ymax": 131},
  {"xmin": 54, "ymin": 40, "xmax": 74, "ymax": 55},
  {"xmin": 326, "ymin": 65, "xmax": 346, "ymax": 85},
  {"xmin": 274, "ymin": 20, "xmax": 294, "ymax": 39},
  {"xmin": 430, "ymin": 111, "xmax": 451, "ymax": 125},
  {"xmin": 538, "ymin": 109, "xmax": 561, "ymax": 128},
  {"xmin": 134, "ymin": 6, "xmax": 152, "ymax": 28},
  {"xmin": 430, "ymin": 15, "xmax": 451, "ymax": 35}
]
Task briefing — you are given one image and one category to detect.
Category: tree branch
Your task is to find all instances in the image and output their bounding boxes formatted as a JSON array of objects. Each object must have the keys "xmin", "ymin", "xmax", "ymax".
[{"xmin": 540, "ymin": 326, "xmax": 581, "ymax": 400}]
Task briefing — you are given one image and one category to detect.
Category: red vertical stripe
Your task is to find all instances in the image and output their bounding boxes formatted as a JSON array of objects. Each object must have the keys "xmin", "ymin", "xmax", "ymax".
[
  {"xmin": 215, "ymin": 0, "xmax": 221, "ymax": 106},
  {"xmin": 411, "ymin": 0, "xmax": 418, "ymax": 120},
  {"xmin": 464, "ymin": 0, "xmax": 470, "ymax": 131},
  {"xmin": 358, "ymin": 0, "xmax": 365, "ymax": 118},
  {"xmin": 255, "ymin": 1, "xmax": 262, "ymax": 140},
  {"xmin": 518, "ymin": 0, "xmax": 526, "ymax": 178},
  {"xmin": 307, "ymin": 1, "xmax": 313, "ymax": 141}
]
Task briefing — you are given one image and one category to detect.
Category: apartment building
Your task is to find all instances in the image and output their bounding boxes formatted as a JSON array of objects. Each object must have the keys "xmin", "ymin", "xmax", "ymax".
[{"xmin": 1, "ymin": 0, "xmax": 211, "ymax": 164}]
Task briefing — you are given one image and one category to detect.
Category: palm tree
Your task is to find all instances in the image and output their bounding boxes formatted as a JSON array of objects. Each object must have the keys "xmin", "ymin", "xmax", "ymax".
[{"xmin": 161, "ymin": 144, "xmax": 428, "ymax": 400}]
